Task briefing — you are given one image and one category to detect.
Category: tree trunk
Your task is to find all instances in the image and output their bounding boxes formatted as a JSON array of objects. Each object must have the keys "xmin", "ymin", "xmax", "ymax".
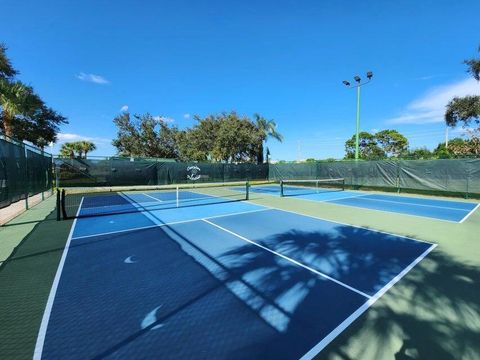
[{"xmin": 257, "ymin": 142, "xmax": 264, "ymax": 164}]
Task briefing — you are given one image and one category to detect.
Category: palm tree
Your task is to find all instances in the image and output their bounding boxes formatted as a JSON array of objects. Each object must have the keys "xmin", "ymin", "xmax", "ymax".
[
  {"xmin": 0, "ymin": 80, "xmax": 43, "ymax": 137},
  {"xmin": 79, "ymin": 140, "xmax": 96, "ymax": 159},
  {"xmin": 254, "ymin": 113, "xmax": 283, "ymax": 164},
  {"xmin": 59, "ymin": 142, "xmax": 76, "ymax": 159},
  {"xmin": 0, "ymin": 43, "xmax": 18, "ymax": 79}
]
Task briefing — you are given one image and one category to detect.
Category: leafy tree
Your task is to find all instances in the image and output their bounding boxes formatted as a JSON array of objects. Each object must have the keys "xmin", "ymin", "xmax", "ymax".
[
  {"xmin": 212, "ymin": 112, "xmax": 260, "ymax": 162},
  {"xmin": 10, "ymin": 105, "xmax": 67, "ymax": 146},
  {"xmin": 253, "ymin": 114, "xmax": 283, "ymax": 164},
  {"xmin": 112, "ymin": 112, "xmax": 179, "ymax": 158},
  {"xmin": 177, "ymin": 114, "xmax": 223, "ymax": 161},
  {"xmin": 375, "ymin": 129, "xmax": 408, "ymax": 157},
  {"xmin": 445, "ymin": 96, "xmax": 480, "ymax": 128},
  {"xmin": 464, "ymin": 46, "xmax": 480, "ymax": 81},
  {"xmin": 444, "ymin": 45, "xmax": 480, "ymax": 156},
  {"xmin": 0, "ymin": 45, "xmax": 67, "ymax": 141},
  {"xmin": 345, "ymin": 131, "xmax": 385, "ymax": 160},
  {"xmin": 305, "ymin": 158, "xmax": 317, "ymax": 162}
]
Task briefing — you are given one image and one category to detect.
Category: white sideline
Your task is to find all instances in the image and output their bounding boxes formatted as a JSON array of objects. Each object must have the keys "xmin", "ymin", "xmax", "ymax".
[
  {"xmin": 459, "ymin": 203, "xmax": 480, "ymax": 223},
  {"xmin": 299, "ymin": 243, "xmax": 437, "ymax": 359},
  {"xmin": 33, "ymin": 197, "xmax": 84, "ymax": 360}
]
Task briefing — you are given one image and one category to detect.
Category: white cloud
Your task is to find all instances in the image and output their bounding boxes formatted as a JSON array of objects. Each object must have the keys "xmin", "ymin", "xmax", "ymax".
[
  {"xmin": 183, "ymin": 113, "xmax": 191, "ymax": 119},
  {"xmin": 56, "ymin": 133, "xmax": 110, "ymax": 144},
  {"xmin": 153, "ymin": 116, "xmax": 175, "ymax": 123},
  {"xmin": 386, "ymin": 78, "xmax": 480, "ymax": 125},
  {"xmin": 76, "ymin": 72, "xmax": 110, "ymax": 84},
  {"xmin": 120, "ymin": 105, "xmax": 129, "ymax": 112}
]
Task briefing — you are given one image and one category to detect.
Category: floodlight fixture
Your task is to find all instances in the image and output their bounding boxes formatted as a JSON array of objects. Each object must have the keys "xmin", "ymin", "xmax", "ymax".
[
  {"xmin": 367, "ymin": 71, "xmax": 373, "ymax": 80},
  {"xmin": 342, "ymin": 80, "xmax": 351, "ymax": 86},
  {"xmin": 354, "ymin": 75, "xmax": 361, "ymax": 83}
]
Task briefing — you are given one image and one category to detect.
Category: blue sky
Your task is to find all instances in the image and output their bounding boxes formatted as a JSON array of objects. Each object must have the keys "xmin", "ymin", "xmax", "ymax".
[{"xmin": 1, "ymin": 0, "xmax": 479, "ymax": 160}]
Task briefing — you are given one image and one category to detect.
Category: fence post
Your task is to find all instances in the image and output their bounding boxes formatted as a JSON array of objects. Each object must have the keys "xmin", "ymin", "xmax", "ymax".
[
  {"xmin": 396, "ymin": 160, "xmax": 401, "ymax": 193},
  {"xmin": 24, "ymin": 145, "xmax": 29, "ymax": 210}
]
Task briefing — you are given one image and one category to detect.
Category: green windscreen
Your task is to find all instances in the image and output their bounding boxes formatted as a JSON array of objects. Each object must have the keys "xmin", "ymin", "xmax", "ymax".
[{"xmin": 0, "ymin": 136, "xmax": 52, "ymax": 209}]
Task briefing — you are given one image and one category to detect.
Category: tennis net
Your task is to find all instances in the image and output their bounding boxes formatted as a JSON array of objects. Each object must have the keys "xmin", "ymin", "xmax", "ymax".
[
  {"xmin": 280, "ymin": 178, "xmax": 345, "ymax": 197},
  {"xmin": 58, "ymin": 181, "xmax": 250, "ymax": 220}
]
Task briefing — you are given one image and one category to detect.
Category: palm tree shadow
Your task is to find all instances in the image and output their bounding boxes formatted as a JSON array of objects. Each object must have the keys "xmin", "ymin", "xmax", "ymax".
[{"xmin": 217, "ymin": 227, "xmax": 480, "ymax": 360}]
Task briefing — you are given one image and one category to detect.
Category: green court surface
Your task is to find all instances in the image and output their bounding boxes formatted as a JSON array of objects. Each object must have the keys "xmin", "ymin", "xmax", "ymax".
[{"xmin": 0, "ymin": 190, "xmax": 479, "ymax": 359}]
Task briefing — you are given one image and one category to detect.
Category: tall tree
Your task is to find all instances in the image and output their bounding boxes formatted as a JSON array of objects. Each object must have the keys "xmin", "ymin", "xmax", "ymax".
[
  {"xmin": 212, "ymin": 112, "xmax": 260, "ymax": 162},
  {"xmin": 345, "ymin": 131, "xmax": 385, "ymax": 160},
  {"xmin": 253, "ymin": 114, "xmax": 283, "ymax": 163},
  {"xmin": 0, "ymin": 44, "xmax": 67, "ymax": 141},
  {"xmin": 444, "ymin": 45, "xmax": 480, "ymax": 155},
  {"xmin": 375, "ymin": 129, "xmax": 409, "ymax": 157},
  {"xmin": 112, "ymin": 112, "xmax": 179, "ymax": 158},
  {"xmin": 11, "ymin": 105, "xmax": 67, "ymax": 146}
]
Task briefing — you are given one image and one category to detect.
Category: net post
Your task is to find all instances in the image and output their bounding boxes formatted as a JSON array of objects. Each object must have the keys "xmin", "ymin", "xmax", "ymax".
[
  {"xmin": 176, "ymin": 186, "xmax": 179, "ymax": 207},
  {"xmin": 56, "ymin": 189, "xmax": 61, "ymax": 221},
  {"xmin": 246, "ymin": 181, "xmax": 250, "ymax": 200},
  {"xmin": 342, "ymin": 178, "xmax": 345, "ymax": 191},
  {"xmin": 61, "ymin": 189, "xmax": 67, "ymax": 220},
  {"xmin": 280, "ymin": 180, "xmax": 284, "ymax": 197}
]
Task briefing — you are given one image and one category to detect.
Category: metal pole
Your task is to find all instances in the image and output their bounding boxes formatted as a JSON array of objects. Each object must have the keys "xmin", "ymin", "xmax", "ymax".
[
  {"xmin": 355, "ymin": 85, "xmax": 361, "ymax": 160},
  {"xmin": 24, "ymin": 145, "xmax": 29, "ymax": 210},
  {"xmin": 445, "ymin": 127, "xmax": 449, "ymax": 149}
]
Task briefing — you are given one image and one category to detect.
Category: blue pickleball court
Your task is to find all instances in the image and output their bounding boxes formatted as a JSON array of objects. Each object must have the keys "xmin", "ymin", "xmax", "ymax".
[
  {"xmin": 243, "ymin": 184, "xmax": 479, "ymax": 223},
  {"xmin": 34, "ymin": 189, "xmax": 436, "ymax": 360}
]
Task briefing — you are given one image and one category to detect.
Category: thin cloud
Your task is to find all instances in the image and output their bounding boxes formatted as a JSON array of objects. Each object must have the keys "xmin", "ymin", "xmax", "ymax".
[
  {"xmin": 183, "ymin": 113, "xmax": 191, "ymax": 119},
  {"xmin": 120, "ymin": 105, "xmax": 129, "ymax": 112},
  {"xmin": 76, "ymin": 72, "xmax": 110, "ymax": 84},
  {"xmin": 56, "ymin": 133, "xmax": 110, "ymax": 144},
  {"xmin": 386, "ymin": 78, "xmax": 480, "ymax": 125}
]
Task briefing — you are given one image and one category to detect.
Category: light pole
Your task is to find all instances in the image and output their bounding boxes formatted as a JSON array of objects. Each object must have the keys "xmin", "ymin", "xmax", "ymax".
[{"xmin": 342, "ymin": 71, "xmax": 373, "ymax": 160}]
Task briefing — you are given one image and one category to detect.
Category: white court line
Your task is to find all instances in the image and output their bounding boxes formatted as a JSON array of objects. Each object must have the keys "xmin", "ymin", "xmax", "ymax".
[
  {"xmin": 281, "ymin": 194, "xmax": 463, "ymax": 224},
  {"xmin": 71, "ymin": 208, "xmax": 273, "ymax": 240},
  {"xmin": 300, "ymin": 242, "xmax": 437, "ymax": 360},
  {"xmin": 142, "ymin": 193, "xmax": 163, "ymax": 202},
  {"xmin": 33, "ymin": 197, "xmax": 85, "ymax": 360},
  {"xmin": 202, "ymin": 219, "xmax": 371, "ymax": 299},
  {"xmin": 243, "ymin": 201, "xmax": 436, "ymax": 246},
  {"xmin": 459, "ymin": 203, "xmax": 480, "ymax": 223},
  {"xmin": 316, "ymin": 193, "xmax": 371, "ymax": 203},
  {"xmin": 347, "ymin": 195, "xmax": 474, "ymax": 212}
]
